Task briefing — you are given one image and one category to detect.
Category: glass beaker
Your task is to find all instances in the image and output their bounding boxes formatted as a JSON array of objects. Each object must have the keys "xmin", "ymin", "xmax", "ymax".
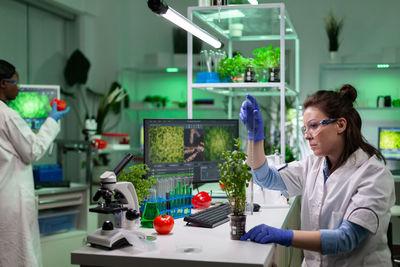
[{"xmin": 141, "ymin": 202, "xmax": 159, "ymax": 228}]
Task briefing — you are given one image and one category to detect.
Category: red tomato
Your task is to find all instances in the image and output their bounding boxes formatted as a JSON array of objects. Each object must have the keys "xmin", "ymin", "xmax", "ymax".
[
  {"xmin": 50, "ymin": 99, "xmax": 67, "ymax": 111},
  {"xmin": 92, "ymin": 139, "xmax": 107, "ymax": 149},
  {"xmin": 153, "ymin": 215, "xmax": 174, "ymax": 235},
  {"xmin": 192, "ymin": 191, "xmax": 212, "ymax": 209}
]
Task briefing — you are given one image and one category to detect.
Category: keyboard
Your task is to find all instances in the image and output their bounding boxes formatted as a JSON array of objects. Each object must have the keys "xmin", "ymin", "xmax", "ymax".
[{"xmin": 184, "ymin": 203, "xmax": 232, "ymax": 228}]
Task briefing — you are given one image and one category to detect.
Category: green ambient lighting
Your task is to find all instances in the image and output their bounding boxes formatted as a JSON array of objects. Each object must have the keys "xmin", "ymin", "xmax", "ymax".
[
  {"xmin": 377, "ymin": 64, "xmax": 390, "ymax": 69},
  {"xmin": 166, "ymin": 67, "xmax": 179, "ymax": 73}
]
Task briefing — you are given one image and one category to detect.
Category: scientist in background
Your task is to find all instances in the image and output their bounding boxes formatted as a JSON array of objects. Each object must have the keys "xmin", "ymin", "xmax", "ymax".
[
  {"xmin": 240, "ymin": 84, "xmax": 395, "ymax": 266},
  {"xmin": 0, "ymin": 59, "xmax": 70, "ymax": 267}
]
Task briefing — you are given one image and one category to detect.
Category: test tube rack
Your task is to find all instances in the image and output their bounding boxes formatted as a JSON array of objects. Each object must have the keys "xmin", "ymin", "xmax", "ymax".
[{"xmin": 140, "ymin": 176, "xmax": 194, "ymax": 220}]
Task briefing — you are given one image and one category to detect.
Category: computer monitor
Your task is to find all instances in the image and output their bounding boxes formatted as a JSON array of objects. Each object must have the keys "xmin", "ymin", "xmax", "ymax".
[
  {"xmin": 9, "ymin": 84, "xmax": 60, "ymax": 131},
  {"xmin": 144, "ymin": 119, "xmax": 239, "ymax": 183},
  {"xmin": 378, "ymin": 127, "xmax": 400, "ymax": 160}
]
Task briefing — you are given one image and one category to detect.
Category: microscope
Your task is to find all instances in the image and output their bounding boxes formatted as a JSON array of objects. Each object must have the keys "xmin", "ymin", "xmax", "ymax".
[{"xmin": 87, "ymin": 153, "xmax": 142, "ymax": 250}]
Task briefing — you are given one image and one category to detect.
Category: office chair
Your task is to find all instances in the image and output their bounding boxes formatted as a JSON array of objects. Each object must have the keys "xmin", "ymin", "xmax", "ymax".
[{"xmin": 389, "ymin": 205, "xmax": 400, "ymax": 267}]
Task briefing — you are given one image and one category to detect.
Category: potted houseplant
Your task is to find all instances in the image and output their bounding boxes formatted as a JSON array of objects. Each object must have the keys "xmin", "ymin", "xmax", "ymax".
[
  {"xmin": 218, "ymin": 139, "xmax": 252, "ymax": 240},
  {"xmin": 118, "ymin": 164, "xmax": 157, "ymax": 208},
  {"xmin": 253, "ymin": 45, "xmax": 281, "ymax": 82},
  {"xmin": 95, "ymin": 82, "xmax": 127, "ymax": 134},
  {"xmin": 325, "ymin": 11, "xmax": 344, "ymax": 62},
  {"xmin": 217, "ymin": 53, "xmax": 249, "ymax": 82}
]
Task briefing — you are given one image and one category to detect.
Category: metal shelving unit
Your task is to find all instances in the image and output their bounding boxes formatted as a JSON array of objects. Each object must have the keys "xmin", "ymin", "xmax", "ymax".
[{"xmin": 187, "ymin": 3, "xmax": 300, "ymax": 160}]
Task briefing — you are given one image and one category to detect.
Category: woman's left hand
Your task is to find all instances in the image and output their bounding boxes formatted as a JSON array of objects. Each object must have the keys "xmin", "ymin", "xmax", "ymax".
[{"xmin": 240, "ymin": 224, "xmax": 293, "ymax": 247}]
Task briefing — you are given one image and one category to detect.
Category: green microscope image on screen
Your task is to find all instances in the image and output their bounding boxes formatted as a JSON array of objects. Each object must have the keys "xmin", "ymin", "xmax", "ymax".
[
  {"xmin": 9, "ymin": 92, "xmax": 51, "ymax": 118},
  {"xmin": 204, "ymin": 126, "xmax": 235, "ymax": 161},
  {"xmin": 380, "ymin": 131, "xmax": 400, "ymax": 149},
  {"xmin": 148, "ymin": 126, "xmax": 184, "ymax": 163}
]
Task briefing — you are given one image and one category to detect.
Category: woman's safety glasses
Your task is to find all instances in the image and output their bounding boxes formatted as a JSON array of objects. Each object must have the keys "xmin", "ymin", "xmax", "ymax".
[
  {"xmin": 3, "ymin": 79, "xmax": 17, "ymax": 84},
  {"xmin": 301, "ymin": 118, "xmax": 338, "ymax": 138}
]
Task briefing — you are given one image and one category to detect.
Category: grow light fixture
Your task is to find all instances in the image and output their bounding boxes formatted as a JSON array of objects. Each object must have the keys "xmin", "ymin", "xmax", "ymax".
[
  {"xmin": 147, "ymin": 0, "xmax": 222, "ymax": 49},
  {"xmin": 166, "ymin": 67, "xmax": 179, "ymax": 72},
  {"xmin": 377, "ymin": 64, "xmax": 390, "ymax": 69}
]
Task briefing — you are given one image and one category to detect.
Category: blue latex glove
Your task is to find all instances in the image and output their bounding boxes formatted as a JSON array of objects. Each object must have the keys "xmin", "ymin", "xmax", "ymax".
[
  {"xmin": 239, "ymin": 94, "xmax": 264, "ymax": 142},
  {"xmin": 49, "ymin": 102, "xmax": 70, "ymax": 122},
  {"xmin": 240, "ymin": 224, "xmax": 293, "ymax": 247}
]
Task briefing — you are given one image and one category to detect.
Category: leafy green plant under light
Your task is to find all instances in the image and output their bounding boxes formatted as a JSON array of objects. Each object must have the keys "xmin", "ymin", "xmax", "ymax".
[
  {"xmin": 253, "ymin": 45, "xmax": 281, "ymax": 69},
  {"xmin": 218, "ymin": 139, "xmax": 252, "ymax": 216},
  {"xmin": 118, "ymin": 164, "xmax": 156, "ymax": 206},
  {"xmin": 217, "ymin": 53, "xmax": 251, "ymax": 81}
]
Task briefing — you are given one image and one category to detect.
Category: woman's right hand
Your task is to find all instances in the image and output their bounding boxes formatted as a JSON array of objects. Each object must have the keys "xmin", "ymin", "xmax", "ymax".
[
  {"xmin": 239, "ymin": 94, "xmax": 264, "ymax": 142},
  {"xmin": 49, "ymin": 102, "xmax": 70, "ymax": 122}
]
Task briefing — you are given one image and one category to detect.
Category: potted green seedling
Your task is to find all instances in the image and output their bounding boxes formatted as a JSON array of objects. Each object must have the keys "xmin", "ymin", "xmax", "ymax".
[
  {"xmin": 253, "ymin": 45, "xmax": 281, "ymax": 82},
  {"xmin": 218, "ymin": 139, "xmax": 252, "ymax": 240},
  {"xmin": 118, "ymin": 164, "xmax": 157, "ymax": 208},
  {"xmin": 217, "ymin": 53, "xmax": 248, "ymax": 83}
]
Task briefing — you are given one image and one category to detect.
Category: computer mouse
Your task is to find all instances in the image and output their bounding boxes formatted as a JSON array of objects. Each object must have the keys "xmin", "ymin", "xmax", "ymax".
[{"xmin": 253, "ymin": 203, "xmax": 261, "ymax": 212}]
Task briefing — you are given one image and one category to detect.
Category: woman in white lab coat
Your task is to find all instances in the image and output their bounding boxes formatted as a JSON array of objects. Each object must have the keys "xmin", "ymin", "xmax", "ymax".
[
  {"xmin": 239, "ymin": 84, "xmax": 395, "ymax": 266},
  {"xmin": 0, "ymin": 59, "xmax": 70, "ymax": 267}
]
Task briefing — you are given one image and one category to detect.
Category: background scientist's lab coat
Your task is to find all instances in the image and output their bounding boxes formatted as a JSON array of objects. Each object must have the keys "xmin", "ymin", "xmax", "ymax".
[{"xmin": 0, "ymin": 101, "xmax": 60, "ymax": 267}]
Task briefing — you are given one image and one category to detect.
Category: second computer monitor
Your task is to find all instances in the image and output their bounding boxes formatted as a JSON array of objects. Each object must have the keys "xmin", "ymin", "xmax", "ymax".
[
  {"xmin": 144, "ymin": 119, "xmax": 239, "ymax": 183},
  {"xmin": 378, "ymin": 127, "xmax": 400, "ymax": 160},
  {"xmin": 378, "ymin": 127, "xmax": 400, "ymax": 171}
]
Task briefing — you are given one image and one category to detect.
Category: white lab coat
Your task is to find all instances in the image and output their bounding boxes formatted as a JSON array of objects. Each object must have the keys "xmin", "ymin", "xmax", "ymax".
[
  {"xmin": 0, "ymin": 101, "xmax": 60, "ymax": 267},
  {"xmin": 280, "ymin": 148, "xmax": 395, "ymax": 267}
]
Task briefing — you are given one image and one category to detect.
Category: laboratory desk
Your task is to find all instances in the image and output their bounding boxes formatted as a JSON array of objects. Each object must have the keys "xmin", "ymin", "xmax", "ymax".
[{"xmin": 71, "ymin": 201, "xmax": 298, "ymax": 267}]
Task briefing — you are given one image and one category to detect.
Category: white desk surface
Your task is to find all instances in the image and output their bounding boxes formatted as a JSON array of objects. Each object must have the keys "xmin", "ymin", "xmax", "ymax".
[{"xmin": 71, "ymin": 205, "xmax": 292, "ymax": 267}]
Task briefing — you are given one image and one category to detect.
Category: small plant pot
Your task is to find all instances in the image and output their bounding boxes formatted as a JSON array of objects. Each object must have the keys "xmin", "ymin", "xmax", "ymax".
[
  {"xmin": 229, "ymin": 214, "xmax": 246, "ymax": 240},
  {"xmin": 268, "ymin": 68, "xmax": 280, "ymax": 82},
  {"xmin": 244, "ymin": 66, "xmax": 256, "ymax": 82}
]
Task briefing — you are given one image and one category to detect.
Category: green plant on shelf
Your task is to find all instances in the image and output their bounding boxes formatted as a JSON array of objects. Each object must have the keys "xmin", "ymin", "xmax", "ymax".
[
  {"xmin": 118, "ymin": 164, "xmax": 156, "ymax": 206},
  {"xmin": 143, "ymin": 95, "xmax": 168, "ymax": 108},
  {"xmin": 217, "ymin": 53, "xmax": 251, "ymax": 82},
  {"xmin": 253, "ymin": 45, "xmax": 280, "ymax": 69}
]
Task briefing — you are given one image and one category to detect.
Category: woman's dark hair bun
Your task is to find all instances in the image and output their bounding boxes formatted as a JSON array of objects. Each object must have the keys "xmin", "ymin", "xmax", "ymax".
[{"xmin": 339, "ymin": 84, "xmax": 357, "ymax": 103}]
